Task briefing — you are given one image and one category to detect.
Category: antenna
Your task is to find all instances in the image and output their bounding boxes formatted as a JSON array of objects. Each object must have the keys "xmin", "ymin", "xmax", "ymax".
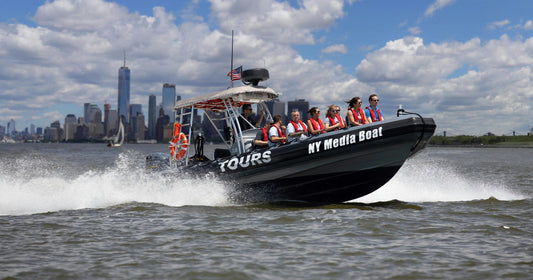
[
  {"xmin": 230, "ymin": 30, "xmax": 234, "ymax": 88},
  {"xmin": 123, "ymin": 49, "xmax": 126, "ymax": 67}
]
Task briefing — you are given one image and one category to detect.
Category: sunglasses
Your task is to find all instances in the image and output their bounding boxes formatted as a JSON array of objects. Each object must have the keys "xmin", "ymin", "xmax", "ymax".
[{"xmin": 372, "ymin": 99, "xmax": 379, "ymax": 102}]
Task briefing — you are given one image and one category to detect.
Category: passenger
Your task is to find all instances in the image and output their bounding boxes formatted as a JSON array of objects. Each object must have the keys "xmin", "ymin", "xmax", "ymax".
[
  {"xmin": 269, "ymin": 114, "xmax": 287, "ymax": 146},
  {"xmin": 238, "ymin": 104, "xmax": 264, "ymax": 130},
  {"xmin": 307, "ymin": 107, "xmax": 326, "ymax": 135},
  {"xmin": 346, "ymin": 97, "xmax": 370, "ymax": 126},
  {"xmin": 325, "ymin": 104, "xmax": 346, "ymax": 131},
  {"xmin": 253, "ymin": 117, "xmax": 273, "ymax": 149},
  {"xmin": 286, "ymin": 110, "xmax": 308, "ymax": 141},
  {"xmin": 365, "ymin": 94, "xmax": 383, "ymax": 122}
]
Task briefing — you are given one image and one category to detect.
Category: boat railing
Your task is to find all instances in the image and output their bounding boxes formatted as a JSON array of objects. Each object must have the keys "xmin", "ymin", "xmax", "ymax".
[
  {"xmin": 223, "ymin": 99, "xmax": 246, "ymax": 155},
  {"xmin": 175, "ymin": 105, "xmax": 195, "ymax": 166}
]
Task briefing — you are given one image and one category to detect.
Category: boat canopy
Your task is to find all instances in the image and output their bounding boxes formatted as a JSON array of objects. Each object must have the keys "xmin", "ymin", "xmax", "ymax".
[{"xmin": 174, "ymin": 85, "xmax": 280, "ymax": 112}]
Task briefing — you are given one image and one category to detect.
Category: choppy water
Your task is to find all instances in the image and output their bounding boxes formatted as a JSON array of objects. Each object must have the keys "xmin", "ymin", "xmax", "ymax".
[{"xmin": 1, "ymin": 143, "xmax": 532, "ymax": 279}]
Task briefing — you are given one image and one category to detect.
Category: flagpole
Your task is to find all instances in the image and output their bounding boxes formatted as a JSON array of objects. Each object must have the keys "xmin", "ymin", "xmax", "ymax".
[{"xmin": 230, "ymin": 30, "xmax": 234, "ymax": 88}]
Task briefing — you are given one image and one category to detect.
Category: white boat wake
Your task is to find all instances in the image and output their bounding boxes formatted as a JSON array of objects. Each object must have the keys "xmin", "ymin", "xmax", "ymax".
[{"xmin": 0, "ymin": 150, "xmax": 526, "ymax": 216}]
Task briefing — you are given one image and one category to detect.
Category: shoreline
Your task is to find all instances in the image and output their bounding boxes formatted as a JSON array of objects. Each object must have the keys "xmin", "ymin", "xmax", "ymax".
[{"xmin": 429, "ymin": 144, "xmax": 533, "ymax": 148}]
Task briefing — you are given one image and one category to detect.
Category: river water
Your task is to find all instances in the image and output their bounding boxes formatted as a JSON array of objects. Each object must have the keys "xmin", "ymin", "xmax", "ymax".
[{"xmin": 1, "ymin": 143, "xmax": 532, "ymax": 279}]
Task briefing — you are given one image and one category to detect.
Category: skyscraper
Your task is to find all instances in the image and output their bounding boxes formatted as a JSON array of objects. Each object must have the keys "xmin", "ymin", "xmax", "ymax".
[
  {"xmin": 148, "ymin": 94, "xmax": 156, "ymax": 140},
  {"xmin": 106, "ymin": 109, "xmax": 118, "ymax": 136},
  {"xmin": 84, "ymin": 103, "xmax": 90, "ymax": 122},
  {"xmin": 162, "ymin": 83, "xmax": 176, "ymax": 122},
  {"xmin": 85, "ymin": 103, "xmax": 102, "ymax": 124},
  {"xmin": 117, "ymin": 55, "xmax": 130, "ymax": 125},
  {"xmin": 130, "ymin": 104, "xmax": 142, "ymax": 120},
  {"xmin": 50, "ymin": 120, "xmax": 62, "ymax": 141},
  {"xmin": 65, "ymin": 114, "xmax": 77, "ymax": 124},
  {"xmin": 129, "ymin": 104, "xmax": 142, "ymax": 140},
  {"xmin": 265, "ymin": 99, "xmax": 286, "ymax": 122},
  {"xmin": 64, "ymin": 114, "xmax": 77, "ymax": 141},
  {"xmin": 135, "ymin": 113, "xmax": 145, "ymax": 141},
  {"xmin": 104, "ymin": 103, "xmax": 111, "ymax": 135},
  {"xmin": 7, "ymin": 119, "xmax": 15, "ymax": 136}
]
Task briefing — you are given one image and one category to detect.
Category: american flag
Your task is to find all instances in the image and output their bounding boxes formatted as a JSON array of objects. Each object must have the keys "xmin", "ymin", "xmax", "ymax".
[{"xmin": 227, "ymin": 66, "xmax": 242, "ymax": 81}]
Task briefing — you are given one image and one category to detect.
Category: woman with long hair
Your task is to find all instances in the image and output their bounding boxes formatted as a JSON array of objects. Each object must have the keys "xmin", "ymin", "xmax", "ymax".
[
  {"xmin": 307, "ymin": 107, "xmax": 325, "ymax": 135},
  {"xmin": 346, "ymin": 97, "xmax": 370, "ymax": 126},
  {"xmin": 325, "ymin": 104, "xmax": 346, "ymax": 131}
]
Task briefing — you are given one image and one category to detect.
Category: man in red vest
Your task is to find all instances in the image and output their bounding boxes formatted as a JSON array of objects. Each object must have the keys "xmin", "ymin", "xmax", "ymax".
[
  {"xmin": 286, "ymin": 110, "xmax": 308, "ymax": 142},
  {"xmin": 253, "ymin": 117, "xmax": 273, "ymax": 149},
  {"xmin": 365, "ymin": 94, "xmax": 384, "ymax": 122},
  {"xmin": 268, "ymin": 114, "xmax": 287, "ymax": 146}
]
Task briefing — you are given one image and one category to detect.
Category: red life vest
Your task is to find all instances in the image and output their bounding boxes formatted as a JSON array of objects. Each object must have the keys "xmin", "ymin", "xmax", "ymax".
[
  {"xmin": 261, "ymin": 127, "xmax": 268, "ymax": 141},
  {"xmin": 289, "ymin": 120, "xmax": 308, "ymax": 133},
  {"xmin": 255, "ymin": 127, "xmax": 269, "ymax": 149},
  {"xmin": 327, "ymin": 115, "xmax": 346, "ymax": 130},
  {"xmin": 337, "ymin": 114, "xmax": 346, "ymax": 129},
  {"xmin": 366, "ymin": 106, "xmax": 383, "ymax": 121},
  {"xmin": 349, "ymin": 107, "xmax": 366, "ymax": 125},
  {"xmin": 272, "ymin": 124, "xmax": 287, "ymax": 143},
  {"xmin": 308, "ymin": 118, "xmax": 325, "ymax": 134}
]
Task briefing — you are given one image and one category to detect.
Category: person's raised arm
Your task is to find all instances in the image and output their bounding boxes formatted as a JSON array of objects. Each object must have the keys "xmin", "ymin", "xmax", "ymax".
[{"xmin": 254, "ymin": 109, "xmax": 265, "ymax": 127}]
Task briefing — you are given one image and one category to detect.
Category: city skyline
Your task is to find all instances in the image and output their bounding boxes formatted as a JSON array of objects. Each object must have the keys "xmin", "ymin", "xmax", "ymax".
[
  {"xmin": 1, "ymin": 1, "xmax": 533, "ymax": 135},
  {"xmin": 0, "ymin": 82, "xmax": 312, "ymax": 141},
  {"xmin": 1, "ymin": 58, "xmax": 316, "ymax": 136}
]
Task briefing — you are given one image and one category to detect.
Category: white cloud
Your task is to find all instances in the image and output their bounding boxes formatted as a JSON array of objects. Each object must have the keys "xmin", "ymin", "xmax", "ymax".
[
  {"xmin": 0, "ymin": 0, "xmax": 358, "ymax": 129},
  {"xmin": 37, "ymin": 111, "xmax": 64, "ymax": 122},
  {"xmin": 488, "ymin": 19, "xmax": 510, "ymax": 30},
  {"xmin": 322, "ymin": 44, "xmax": 348, "ymax": 54},
  {"xmin": 424, "ymin": 0, "xmax": 455, "ymax": 17},
  {"xmin": 491, "ymin": 19, "xmax": 533, "ymax": 31},
  {"xmin": 408, "ymin": 26, "xmax": 422, "ymax": 35},
  {"xmin": 523, "ymin": 20, "xmax": 533, "ymax": 30},
  {"xmin": 33, "ymin": 0, "xmax": 130, "ymax": 31},
  {"xmin": 355, "ymin": 35, "xmax": 533, "ymax": 135},
  {"xmin": 356, "ymin": 36, "xmax": 464, "ymax": 85},
  {"xmin": 210, "ymin": 0, "xmax": 345, "ymax": 45}
]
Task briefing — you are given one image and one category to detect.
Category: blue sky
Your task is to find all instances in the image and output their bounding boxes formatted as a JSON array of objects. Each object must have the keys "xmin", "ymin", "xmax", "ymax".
[{"xmin": 1, "ymin": 0, "xmax": 533, "ymax": 136}]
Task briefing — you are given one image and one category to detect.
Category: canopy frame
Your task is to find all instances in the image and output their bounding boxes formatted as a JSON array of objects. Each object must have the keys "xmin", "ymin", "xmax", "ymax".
[{"xmin": 172, "ymin": 85, "xmax": 280, "ymax": 166}]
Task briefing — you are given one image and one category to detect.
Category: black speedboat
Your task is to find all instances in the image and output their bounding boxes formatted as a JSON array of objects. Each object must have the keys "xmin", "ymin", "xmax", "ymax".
[{"xmin": 146, "ymin": 69, "xmax": 436, "ymax": 204}]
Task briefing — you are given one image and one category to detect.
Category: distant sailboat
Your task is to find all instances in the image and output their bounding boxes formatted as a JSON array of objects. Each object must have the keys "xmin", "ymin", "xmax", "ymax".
[{"xmin": 107, "ymin": 121, "xmax": 124, "ymax": 147}]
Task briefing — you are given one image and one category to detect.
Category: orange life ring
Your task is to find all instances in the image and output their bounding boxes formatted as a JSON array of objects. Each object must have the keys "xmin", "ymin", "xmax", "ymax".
[{"xmin": 169, "ymin": 123, "xmax": 188, "ymax": 160}]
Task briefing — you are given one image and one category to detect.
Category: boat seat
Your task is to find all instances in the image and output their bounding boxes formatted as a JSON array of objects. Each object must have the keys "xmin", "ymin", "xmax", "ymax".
[
  {"xmin": 242, "ymin": 128, "xmax": 260, "ymax": 152},
  {"xmin": 214, "ymin": 148, "xmax": 231, "ymax": 159}
]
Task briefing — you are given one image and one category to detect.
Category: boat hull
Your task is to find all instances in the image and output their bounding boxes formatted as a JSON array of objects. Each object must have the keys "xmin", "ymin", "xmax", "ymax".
[
  {"xmin": 228, "ymin": 166, "xmax": 402, "ymax": 204},
  {"xmin": 228, "ymin": 117, "xmax": 434, "ymax": 203},
  {"xmin": 151, "ymin": 116, "xmax": 436, "ymax": 204}
]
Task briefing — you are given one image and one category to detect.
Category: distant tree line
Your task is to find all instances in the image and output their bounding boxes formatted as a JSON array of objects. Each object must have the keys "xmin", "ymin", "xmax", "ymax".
[{"xmin": 430, "ymin": 135, "xmax": 533, "ymax": 145}]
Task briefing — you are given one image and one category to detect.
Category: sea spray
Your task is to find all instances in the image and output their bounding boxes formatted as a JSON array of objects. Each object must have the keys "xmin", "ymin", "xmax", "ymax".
[
  {"xmin": 354, "ymin": 152, "xmax": 526, "ymax": 203},
  {"xmin": 0, "ymin": 150, "xmax": 230, "ymax": 216}
]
